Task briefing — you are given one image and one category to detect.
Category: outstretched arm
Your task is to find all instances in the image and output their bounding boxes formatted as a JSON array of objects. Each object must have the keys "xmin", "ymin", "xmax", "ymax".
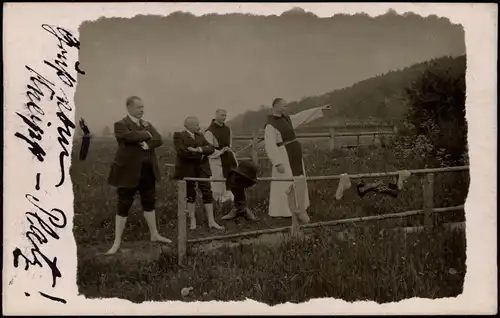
[{"xmin": 289, "ymin": 106, "xmax": 329, "ymax": 129}]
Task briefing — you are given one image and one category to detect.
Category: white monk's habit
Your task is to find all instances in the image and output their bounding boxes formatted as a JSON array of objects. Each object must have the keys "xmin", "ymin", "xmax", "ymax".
[{"xmin": 264, "ymin": 107, "xmax": 326, "ymax": 217}]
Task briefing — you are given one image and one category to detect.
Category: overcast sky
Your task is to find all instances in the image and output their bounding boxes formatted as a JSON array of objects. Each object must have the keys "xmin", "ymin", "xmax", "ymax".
[{"xmin": 75, "ymin": 10, "xmax": 465, "ymax": 134}]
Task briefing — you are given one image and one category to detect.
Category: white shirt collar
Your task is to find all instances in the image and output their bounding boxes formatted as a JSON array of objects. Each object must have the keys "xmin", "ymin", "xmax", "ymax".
[
  {"xmin": 128, "ymin": 114, "xmax": 141, "ymax": 124},
  {"xmin": 184, "ymin": 129, "xmax": 196, "ymax": 139}
]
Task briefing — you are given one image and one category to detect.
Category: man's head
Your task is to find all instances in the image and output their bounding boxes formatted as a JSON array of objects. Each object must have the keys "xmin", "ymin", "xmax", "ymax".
[
  {"xmin": 184, "ymin": 116, "xmax": 200, "ymax": 133},
  {"xmin": 272, "ymin": 98, "xmax": 287, "ymax": 115},
  {"xmin": 126, "ymin": 96, "xmax": 144, "ymax": 119},
  {"xmin": 215, "ymin": 109, "xmax": 227, "ymax": 124}
]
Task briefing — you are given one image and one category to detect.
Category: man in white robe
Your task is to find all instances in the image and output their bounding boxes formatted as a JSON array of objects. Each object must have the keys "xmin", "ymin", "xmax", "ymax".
[{"xmin": 264, "ymin": 98, "xmax": 330, "ymax": 219}]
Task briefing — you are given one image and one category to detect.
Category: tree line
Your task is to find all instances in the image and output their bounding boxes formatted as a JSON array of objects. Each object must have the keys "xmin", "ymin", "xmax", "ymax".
[{"xmin": 227, "ymin": 55, "xmax": 466, "ymax": 136}]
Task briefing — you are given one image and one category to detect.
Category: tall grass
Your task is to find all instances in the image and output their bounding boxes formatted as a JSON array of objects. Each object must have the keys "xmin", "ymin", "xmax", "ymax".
[
  {"xmin": 77, "ymin": 225, "xmax": 466, "ymax": 304},
  {"xmin": 73, "ymin": 137, "xmax": 468, "ymax": 303}
]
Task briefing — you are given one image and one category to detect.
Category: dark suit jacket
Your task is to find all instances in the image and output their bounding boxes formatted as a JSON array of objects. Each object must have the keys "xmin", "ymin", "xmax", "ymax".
[
  {"xmin": 173, "ymin": 130, "xmax": 215, "ymax": 180},
  {"xmin": 107, "ymin": 116, "xmax": 163, "ymax": 188}
]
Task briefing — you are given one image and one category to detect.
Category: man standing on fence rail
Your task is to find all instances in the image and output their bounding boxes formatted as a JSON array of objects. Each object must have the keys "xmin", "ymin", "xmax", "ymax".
[
  {"xmin": 106, "ymin": 96, "xmax": 172, "ymax": 255},
  {"xmin": 221, "ymin": 160, "xmax": 259, "ymax": 221},
  {"xmin": 173, "ymin": 116, "xmax": 225, "ymax": 231},
  {"xmin": 264, "ymin": 98, "xmax": 330, "ymax": 220},
  {"xmin": 204, "ymin": 109, "xmax": 238, "ymax": 206}
]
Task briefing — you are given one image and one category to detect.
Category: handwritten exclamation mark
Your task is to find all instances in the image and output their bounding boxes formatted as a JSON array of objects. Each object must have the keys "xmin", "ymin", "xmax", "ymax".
[{"xmin": 35, "ymin": 173, "xmax": 41, "ymax": 191}]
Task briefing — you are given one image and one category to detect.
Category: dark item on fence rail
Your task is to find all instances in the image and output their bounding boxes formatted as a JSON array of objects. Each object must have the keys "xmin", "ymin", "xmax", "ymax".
[
  {"xmin": 79, "ymin": 118, "xmax": 91, "ymax": 161},
  {"xmin": 225, "ymin": 160, "xmax": 259, "ymax": 189},
  {"xmin": 356, "ymin": 180, "xmax": 399, "ymax": 198},
  {"xmin": 356, "ymin": 180, "xmax": 381, "ymax": 197},
  {"xmin": 374, "ymin": 182, "xmax": 399, "ymax": 198}
]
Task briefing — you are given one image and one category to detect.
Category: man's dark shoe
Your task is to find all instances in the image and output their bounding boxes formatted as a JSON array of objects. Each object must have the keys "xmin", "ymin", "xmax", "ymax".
[
  {"xmin": 244, "ymin": 208, "xmax": 258, "ymax": 221},
  {"xmin": 221, "ymin": 208, "xmax": 240, "ymax": 220}
]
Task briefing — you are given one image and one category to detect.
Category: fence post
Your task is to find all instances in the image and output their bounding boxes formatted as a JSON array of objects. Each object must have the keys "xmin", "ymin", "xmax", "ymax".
[
  {"xmin": 422, "ymin": 173, "xmax": 435, "ymax": 229},
  {"xmin": 177, "ymin": 180, "xmax": 187, "ymax": 265},
  {"xmin": 375, "ymin": 124, "xmax": 380, "ymax": 145},
  {"xmin": 390, "ymin": 125, "xmax": 398, "ymax": 143},
  {"xmin": 287, "ymin": 184, "xmax": 302, "ymax": 238},
  {"xmin": 251, "ymin": 130, "xmax": 258, "ymax": 164},
  {"xmin": 356, "ymin": 134, "xmax": 361, "ymax": 147},
  {"xmin": 290, "ymin": 212, "xmax": 301, "ymax": 237},
  {"xmin": 328, "ymin": 127, "xmax": 336, "ymax": 151}
]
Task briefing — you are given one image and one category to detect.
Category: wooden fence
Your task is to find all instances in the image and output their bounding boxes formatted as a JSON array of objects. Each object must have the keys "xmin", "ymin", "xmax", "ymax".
[
  {"xmin": 176, "ymin": 165, "xmax": 469, "ymax": 265},
  {"xmin": 233, "ymin": 124, "xmax": 397, "ymax": 163}
]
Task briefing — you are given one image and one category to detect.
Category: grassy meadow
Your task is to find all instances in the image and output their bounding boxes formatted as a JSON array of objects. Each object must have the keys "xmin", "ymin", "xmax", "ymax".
[{"xmin": 73, "ymin": 134, "xmax": 469, "ymax": 304}]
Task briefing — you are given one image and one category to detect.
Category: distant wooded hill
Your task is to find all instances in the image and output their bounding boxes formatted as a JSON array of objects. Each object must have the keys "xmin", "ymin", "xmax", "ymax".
[{"xmin": 227, "ymin": 55, "xmax": 466, "ymax": 135}]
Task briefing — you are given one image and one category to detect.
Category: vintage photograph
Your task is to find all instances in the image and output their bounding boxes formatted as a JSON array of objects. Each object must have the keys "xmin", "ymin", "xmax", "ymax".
[{"xmin": 72, "ymin": 8, "xmax": 469, "ymax": 304}]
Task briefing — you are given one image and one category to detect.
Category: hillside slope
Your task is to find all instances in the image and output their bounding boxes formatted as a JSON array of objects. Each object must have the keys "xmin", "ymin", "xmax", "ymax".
[{"xmin": 227, "ymin": 55, "xmax": 466, "ymax": 134}]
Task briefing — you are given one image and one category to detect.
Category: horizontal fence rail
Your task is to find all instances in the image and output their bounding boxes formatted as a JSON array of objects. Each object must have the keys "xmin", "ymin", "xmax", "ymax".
[
  {"xmin": 232, "ymin": 124, "xmax": 397, "ymax": 164},
  {"xmin": 302, "ymin": 123, "xmax": 395, "ymax": 130},
  {"xmin": 186, "ymin": 206, "xmax": 464, "ymax": 244},
  {"xmin": 183, "ymin": 165, "xmax": 469, "ymax": 182},
  {"xmin": 232, "ymin": 130, "xmax": 394, "ymax": 141},
  {"xmin": 176, "ymin": 165, "xmax": 469, "ymax": 265}
]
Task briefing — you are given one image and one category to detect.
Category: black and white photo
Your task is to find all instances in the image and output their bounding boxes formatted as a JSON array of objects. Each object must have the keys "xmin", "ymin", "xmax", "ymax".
[{"xmin": 3, "ymin": 3, "xmax": 497, "ymax": 315}]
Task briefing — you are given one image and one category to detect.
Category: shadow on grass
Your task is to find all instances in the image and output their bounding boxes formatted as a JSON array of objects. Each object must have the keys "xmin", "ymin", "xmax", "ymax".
[{"xmin": 77, "ymin": 226, "xmax": 466, "ymax": 305}]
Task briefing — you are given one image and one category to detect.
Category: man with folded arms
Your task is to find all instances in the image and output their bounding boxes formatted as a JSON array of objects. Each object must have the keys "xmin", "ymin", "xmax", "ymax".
[
  {"xmin": 106, "ymin": 96, "xmax": 171, "ymax": 255},
  {"xmin": 173, "ymin": 116, "xmax": 224, "ymax": 231}
]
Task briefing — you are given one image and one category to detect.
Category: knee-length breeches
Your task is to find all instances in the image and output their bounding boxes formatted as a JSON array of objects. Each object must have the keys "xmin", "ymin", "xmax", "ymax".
[
  {"xmin": 186, "ymin": 180, "xmax": 213, "ymax": 204},
  {"xmin": 116, "ymin": 163, "xmax": 156, "ymax": 216}
]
